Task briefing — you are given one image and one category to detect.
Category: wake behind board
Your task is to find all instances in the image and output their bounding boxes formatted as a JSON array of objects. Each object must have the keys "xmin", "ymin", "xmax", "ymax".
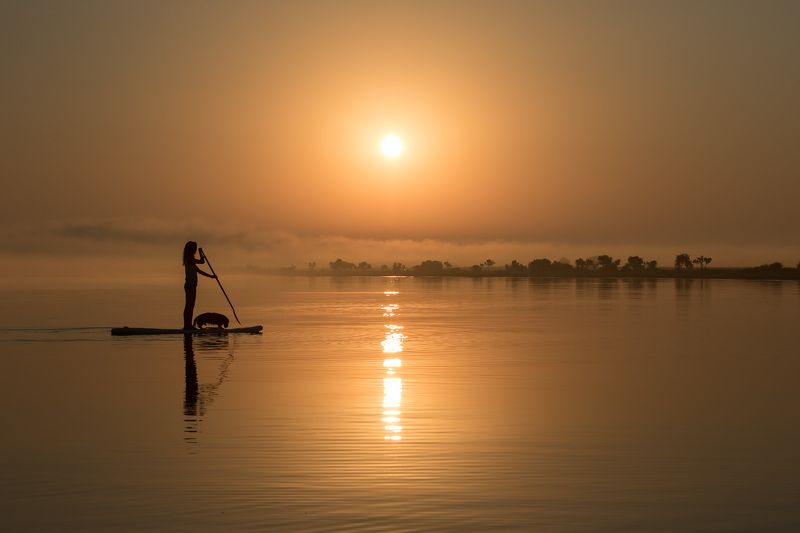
[{"xmin": 111, "ymin": 325, "xmax": 262, "ymax": 336}]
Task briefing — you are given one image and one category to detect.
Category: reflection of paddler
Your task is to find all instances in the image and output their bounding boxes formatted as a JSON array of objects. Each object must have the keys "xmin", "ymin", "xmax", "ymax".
[
  {"xmin": 184, "ymin": 335, "xmax": 198, "ymax": 412},
  {"xmin": 183, "ymin": 335, "xmax": 199, "ymax": 439},
  {"xmin": 182, "ymin": 334, "xmax": 236, "ymax": 443}
]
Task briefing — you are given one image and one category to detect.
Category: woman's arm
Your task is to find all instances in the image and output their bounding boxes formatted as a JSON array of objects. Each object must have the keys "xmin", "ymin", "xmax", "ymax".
[{"xmin": 196, "ymin": 267, "xmax": 216, "ymax": 279}]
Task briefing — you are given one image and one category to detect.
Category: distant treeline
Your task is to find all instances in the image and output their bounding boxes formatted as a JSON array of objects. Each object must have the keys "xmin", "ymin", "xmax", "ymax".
[{"xmin": 259, "ymin": 254, "xmax": 800, "ymax": 280}]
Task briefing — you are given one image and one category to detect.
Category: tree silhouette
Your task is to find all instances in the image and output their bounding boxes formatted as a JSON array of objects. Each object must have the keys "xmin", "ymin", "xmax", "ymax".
[
  {"xmin": 287, "ymin": 254, "xmax": 800, "ymax": 279},
  {"xmin": 330, "ymin": 258, "xmax": 356, "ymax": 271},
  {"xmin": 528, "ymin": 258, "xmax": 552, "ymax": 275},
  {"xmin": 625, "ymin": 256, "xmax": 645, "ymax": 271},
  {"xmin": 505, "ymin": 259, "xmax": 527, "ymax": 273},
  {"xmin": 675, "ymin": 253, "xmax": 693, "ymax": 270},
  {"xmin": 551, "ymin": 260, "xmax": 574, "ymax": 274},
  {"xmin": 597, "ymin": 255, "xmax": 620, "ymax": 272},
  {"xmin": 414, "ymin": 260, "xmax": 445, "ymax": 275},
  {"xmin": 692, "ymin": 256, "xmax": 711, "ymax": 269}
]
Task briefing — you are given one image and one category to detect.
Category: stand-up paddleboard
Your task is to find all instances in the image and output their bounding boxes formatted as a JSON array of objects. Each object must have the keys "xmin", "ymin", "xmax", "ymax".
[{"xmin": 111, "ymin": 325, "xmax": 262, "ymax": 336}]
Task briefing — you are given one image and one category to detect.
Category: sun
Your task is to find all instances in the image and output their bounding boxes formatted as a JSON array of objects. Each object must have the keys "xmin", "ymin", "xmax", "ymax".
[{"xmin": 380, "ymin": 134, "xmax": 404, "ymax": 158}]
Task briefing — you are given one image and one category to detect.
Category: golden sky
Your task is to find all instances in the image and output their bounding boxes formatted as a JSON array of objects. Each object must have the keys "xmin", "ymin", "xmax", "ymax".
[{"xmin": 2, "ymin": 1, "xmax": 799, "ymax": 274}]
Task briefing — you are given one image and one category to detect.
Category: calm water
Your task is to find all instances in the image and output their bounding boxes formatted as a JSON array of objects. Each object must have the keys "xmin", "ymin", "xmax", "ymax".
[{"xmin": 1, "ymin": 276, "xmax": 799, "ymax": 532}]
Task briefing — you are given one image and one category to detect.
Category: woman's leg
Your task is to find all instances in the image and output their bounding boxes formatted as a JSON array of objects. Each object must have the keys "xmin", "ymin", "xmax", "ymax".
[{"xmin": 183, "ymin": 285, "xmax": 197, "ymax": 329}]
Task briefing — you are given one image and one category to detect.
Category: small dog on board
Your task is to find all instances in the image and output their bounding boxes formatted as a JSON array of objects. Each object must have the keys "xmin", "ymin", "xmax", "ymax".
[{"xmin": 192, "ymin": 312, "xmax": 230, "ymax": 329}]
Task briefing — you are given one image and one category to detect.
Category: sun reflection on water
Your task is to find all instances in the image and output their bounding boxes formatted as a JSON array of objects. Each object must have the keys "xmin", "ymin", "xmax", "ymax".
[{"xmin": 382, "ymin": 289, "xmax": 404, "ymax": 441}]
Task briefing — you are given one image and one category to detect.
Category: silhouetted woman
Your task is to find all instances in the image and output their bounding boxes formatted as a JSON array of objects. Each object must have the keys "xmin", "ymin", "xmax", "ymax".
[{"xmin": 182, "ymin": 241, "xmax": 216, "ymax": 329}]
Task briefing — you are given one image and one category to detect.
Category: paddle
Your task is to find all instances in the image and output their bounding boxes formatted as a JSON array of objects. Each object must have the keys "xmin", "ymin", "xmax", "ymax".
[{"xmin": 199, "ymin": 248, "xmax": 242, "ymax": 325}]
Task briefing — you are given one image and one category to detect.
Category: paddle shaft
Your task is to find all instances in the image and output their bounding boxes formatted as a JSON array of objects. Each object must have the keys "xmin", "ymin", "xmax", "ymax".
[{"xmin": 200, "ymin": 249, "xmax": 242, "ymax": 325}]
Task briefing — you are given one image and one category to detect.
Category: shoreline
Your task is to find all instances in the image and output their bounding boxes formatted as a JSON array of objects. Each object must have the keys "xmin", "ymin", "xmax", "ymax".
[{"xmin": 252, "ymin": 268, "xmax": 800, "ymax": 281}]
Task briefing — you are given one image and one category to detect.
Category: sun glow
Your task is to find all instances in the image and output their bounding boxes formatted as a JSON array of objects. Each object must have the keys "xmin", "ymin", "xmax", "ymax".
[{"xmin": 380, "ymin": 134, "xmax": 404, "ymax": 158}]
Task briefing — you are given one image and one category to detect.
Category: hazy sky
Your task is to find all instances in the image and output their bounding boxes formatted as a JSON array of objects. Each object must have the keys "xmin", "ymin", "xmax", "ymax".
[{"xmin": 2, "ymin": 1, "xmax": 799, "ymax": 276}]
